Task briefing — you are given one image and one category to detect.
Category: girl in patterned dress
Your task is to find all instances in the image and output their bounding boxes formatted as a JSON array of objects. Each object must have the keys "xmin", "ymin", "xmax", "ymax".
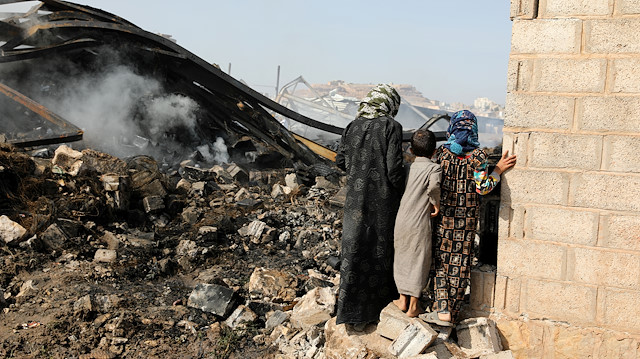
[{"xmin": 422, "ymin": 110, "xmax": 516, "ymax": 326}]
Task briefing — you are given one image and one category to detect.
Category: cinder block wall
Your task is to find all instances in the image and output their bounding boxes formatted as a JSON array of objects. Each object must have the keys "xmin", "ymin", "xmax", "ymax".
[{"xmin": 494, "ymin": 0, "xmax": 640, "ymax": 357}]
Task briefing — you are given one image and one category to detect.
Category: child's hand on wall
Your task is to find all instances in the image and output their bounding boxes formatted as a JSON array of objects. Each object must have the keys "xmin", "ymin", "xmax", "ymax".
[{"xmin": 430, "ymin": 204, "xmax": 440, "ymax": 218}]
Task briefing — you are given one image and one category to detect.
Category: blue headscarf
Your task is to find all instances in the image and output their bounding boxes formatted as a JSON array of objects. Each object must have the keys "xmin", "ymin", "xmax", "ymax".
[{"xmin": 443, "ymin": 110, "xmax": 480, "ymax": 155}]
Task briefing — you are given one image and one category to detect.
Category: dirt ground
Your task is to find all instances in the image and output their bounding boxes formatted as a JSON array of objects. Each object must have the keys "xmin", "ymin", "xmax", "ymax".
[{"xmin": 0, "ymin": 144, "xmax": 343, "ymax": 358}]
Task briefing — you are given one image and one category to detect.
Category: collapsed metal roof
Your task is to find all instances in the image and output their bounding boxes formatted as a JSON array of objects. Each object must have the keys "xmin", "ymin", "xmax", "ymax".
[{"xmin": 0, "ymin": 0, "xmax": 345, "ymax": 167}]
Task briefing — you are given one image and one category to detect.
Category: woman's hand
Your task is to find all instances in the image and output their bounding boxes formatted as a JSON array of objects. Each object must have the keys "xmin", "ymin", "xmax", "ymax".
[{"xmin": 494, "ymin": 150, "xmax": 517, "ymax": 175}]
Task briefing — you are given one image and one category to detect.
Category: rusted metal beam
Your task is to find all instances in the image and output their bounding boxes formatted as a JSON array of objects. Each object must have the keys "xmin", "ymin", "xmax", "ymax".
[{"xmin": 0, "ymin": 82, "xmax": 83, "ymax": 147}]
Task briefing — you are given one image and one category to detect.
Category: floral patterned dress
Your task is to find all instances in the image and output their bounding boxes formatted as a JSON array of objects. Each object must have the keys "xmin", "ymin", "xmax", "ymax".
[{"xmin": 432, "ymin": 146, "xmax": 499, "ymax": 320}]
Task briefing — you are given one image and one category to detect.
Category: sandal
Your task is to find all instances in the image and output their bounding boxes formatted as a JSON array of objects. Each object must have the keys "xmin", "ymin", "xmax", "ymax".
[{"xmin": 419, "ymin": 311, "xmax": 453, "ymax": 327}]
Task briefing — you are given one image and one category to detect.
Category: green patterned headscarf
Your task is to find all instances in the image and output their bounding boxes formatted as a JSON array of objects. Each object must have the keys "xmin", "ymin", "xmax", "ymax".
[{"xmin": 356, "ymin": 84, "xmax": 401, "ymax": 120}]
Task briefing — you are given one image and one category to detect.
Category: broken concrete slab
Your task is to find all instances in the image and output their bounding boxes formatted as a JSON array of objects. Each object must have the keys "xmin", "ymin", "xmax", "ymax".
[
  {"xmin": 456, "ymin": 317, "xmax": 503, "ymax": 357},
  {"xmin": 224, "ymin": 304, "xmax": 257, "ymax": 329},
  {"xmin": 323, "ymin": 317, "xmax": 389, "ymax": 359},
  {"xmin": 271, "ymin": 183, "xmax": 292, "ymax": 198},
  {"xmin": 248, "ymin": 267, "xmax": 298, "ymax": 303},
  {"xmin": 422, "ymin": 338, "xmax": 455, "ymax": 359},
  {"xmin": 266, "ymin": 310, "xmax": 290, "ymax": 331},
  {"xmin": 290, "ymin": 287, "xmax": 336, "ymax": 330},
  {"xmin": 52, "ymin": 145, "xmax": 86, "ymax": 176},
  {"xmin": 238, "ymin": 220, "xmax": 268, "ymax": 239},
  {"xmin": 388, "ymin": 318, "xmax": 438, "ymax": 358},
  {"xmin": 0, "ymin": 215, "xmax": 26, "ymax": 244},
  {"xmin": 377, "ymin": 302, "xmax": 412, "ymax": 340},
  {"xmin": 187, "ymin": 283, "xmax": 236, "ymax": 317}
]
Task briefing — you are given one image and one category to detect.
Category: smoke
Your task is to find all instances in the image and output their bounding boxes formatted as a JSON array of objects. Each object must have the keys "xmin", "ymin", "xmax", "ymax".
[{"xmin": 196, "ymin": 137, "xmax": 229, "ymax": 164}]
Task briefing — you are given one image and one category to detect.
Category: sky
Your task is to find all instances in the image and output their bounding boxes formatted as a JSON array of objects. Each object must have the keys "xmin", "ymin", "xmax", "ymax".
[{"xmin": 2, "ymin": 1, "xmax": 513, "ymax": 105}]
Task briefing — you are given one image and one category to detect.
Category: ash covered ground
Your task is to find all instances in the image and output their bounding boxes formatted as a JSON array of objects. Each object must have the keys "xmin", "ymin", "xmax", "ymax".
[{"xmin": 0, "ymin": 143, "xmax": 344, "ymax": 358}]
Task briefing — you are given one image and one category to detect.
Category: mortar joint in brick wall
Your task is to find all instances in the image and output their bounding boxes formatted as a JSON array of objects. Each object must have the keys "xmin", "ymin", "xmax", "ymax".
[{"xmin": 604, "ymin": 59, "xmax": 612, "ymax": 94}]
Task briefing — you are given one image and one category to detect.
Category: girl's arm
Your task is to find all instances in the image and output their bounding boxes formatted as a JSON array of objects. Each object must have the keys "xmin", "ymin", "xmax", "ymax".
[{"xmin": 475, "ymin": 150, "xmax": 517, "ymax": 195}]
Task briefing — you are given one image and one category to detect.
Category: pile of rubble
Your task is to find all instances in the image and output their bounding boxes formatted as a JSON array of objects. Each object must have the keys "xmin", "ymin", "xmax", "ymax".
[{"xmin": 0, "ymin": 142, "xmax": 511, "ymax": 358}]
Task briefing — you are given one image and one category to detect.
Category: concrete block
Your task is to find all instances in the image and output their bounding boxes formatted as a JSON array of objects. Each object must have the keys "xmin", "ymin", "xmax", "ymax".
[
  {"xmin": 549, "ymin": 325, "xmax": 599, "ymax": 359},
  {"xmin": 587, "ymin": 19, "xmax": 640, "ymax": 54},
  {"xmin": 525, "ymin": 206, "xmax": 599, "ymax": 245},
  {"xmin": 603, "ymin": 136, "xmax": 640, "ymax": 173},
  {"xmin": 142, "ymin": 195, "xmax": 165, "ymax": 213},
  {"xmin": 604, "ymin": 288, "xmax": 640, "ymax": 332},
  {"xmin": 572, "ymin": 248, "xmax": 640, "ymax": 289},
  {"xmin": 470, "ymin": 270, "xmax": 496, "ymax": 312},
  {"xmin": 510, "ymin": 0, "xmax": 538, "ymax": 19},
  {"xmin": 579, "ymin": 96, "xmax": 640, "ymax": 133},
  {"xmin": 505, "ymin": 276, "xmax": 522, "ymax": 313},
  {"xmin": 533, "ymin": 58, "xmax": 607, "ymax": 93},
  {"xmin": 573, "ymin": 173, "xmax": 640, "ymax": 212},
  {"xmin": 388, "ymin": 318, "xmax": 438, "ymax": 358},
  {"xmin": 542, "ymin": 0, "xmax": 612, "ymax": 17},
  {"xmin": 618, "ymin": 0, "xmax": 640, "ymax": 14},
  {"xmin": 224, "ymin": 305, "xmax": 257, "ymax": 328},
  {"xmin": 525, "ymin": 279, "xmax": 597, "ymax": 323},
  {"xmin": 456, "ymin": 317, "xmax": 502, "ymax": 357},
  {"xmin": 290, "ymin": 287, "xmax": 335, "ymax": 330},
  {"xmin": 597, "ymin": 331, "xmax": 640, "ymax": 358},
  {"xmin": 494, "ymin": 275, "xmax": 508, "ymax": 310},
  {"xmin": 0, "ymin": 215, "xmax": 26, "ymax": 244},
  {"xmin": 602, "ymin": 214, "xmax": 640, "ymax": 251},
  {"xmin": 511, "ymin": 19, "xmax": 581, "ymax": 54},
  {"xmin": 501, "ymin": 169, "xmax": 570, "ymax": 205},
  {"xmin": 611, "ymin": 58, "xmax": 640, "ymax": 93},
  {"xmin": 505, "ymin": 93, "xmax": 573, "ymax": 130},
  {"xmin": 498, "ymin": 239, "xmax": 565, "ymax": 280},
  {"xmin": 187, "ymin": 283, "xmax": 236, "ymax": 317},
  {"xmin": 422, "ymin": 338, "xmax": 454, "ymax": 358},
  {"xmin": 507, "ymin": 59, "xmax": 533, "ymax": 92},
  {"xmin": 377, "ymin": 302, "xmax": 412, "ymax": 340},
  {"xmin": 529, "ymin": 133, "xmax": 602, "ymax": 170},
  {"xmin": 94, "ymin": 249, "xmax": 117, "ymax": 263}
]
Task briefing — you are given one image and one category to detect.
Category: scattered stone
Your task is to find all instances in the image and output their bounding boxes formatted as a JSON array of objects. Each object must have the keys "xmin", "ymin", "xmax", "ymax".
[
  {"xmin": 285, "ymin": 173, "xmax": 300, "ymax": 190},
  {"xmin": 236, "ymin": 198, "xmax": 263, "ymax": 209},
  {"xmin": 0, "ymin": 215, "xmax": 26, "ymax": 244},
  {"xmin": 290, "ymin": 287, "xmax": 336, "ymax": 330},
  {"xmin": 238, "ymin": 220, "xmax": 268, "ymax": 239},
  {"xmin": 248, "ymin": 267, "xmax": 298, "ymax": 302},
  {"xmin": 225, "ymin": 305, "xmax": 258, "ymax": 328},
  {"xmin": 227, "ymin": 163, "xmax": 249, "ymax": 183},
  {"xmin": 187, "ymin": 284, "xmax": 236, "ymax": 317},
  {"xmin": 456, "ymin": 317, "xmax": 503, "ymax": 357},
  {"xmin": 176, "ymin": 240, "xmax": 198, "ymax": 257},
  {"xmin": 39, "ymin": 223, "xmax": 68, "ymax": 251},
  {"xmin": 314, "ymin": 176, "xmax": 337, "ymax": 190},
  {"xmin": 52, "ymin": 145, "xmax": 86, "ymax": 176},
  {"xmin": 94, "ymin": 249, "xmax": 117, "ymax": 263},
  {"xmin": 377, "ymin": 302, "xmax": 412, "ymax": 340},
  {"xmin": 265, "ymin": 310, "xmax": 289, "ymax": 330},
  {"xmin": 388, "ymin": 318, "xmax": 438, "ymax": 358},
  {"xmin": 102, "ymin": 231, "xmax": 121, "ymax": 250},
  {"xmin": 246, "ymin": 300, "xmax": 284, "ymax": 317},
  {"xmin": 175, "ymin": 178, "xmax": 192, "ymax": 193},
  {"xmin": 197, "ymin": 226, "xmax": 218, "ymax": 242},
  {"xmin": 234, "ymin": 187, "xmax": 250, "ymax": 201},
  {"xmin": 328, "ymin": 187, "xmax": 347, "ymax": 207},
  {"xmin": 181, "ymin": 207, "xmax": 199, "ymax": 225},
  {"xmin": 74, "ymin": 294, "xmax": 96, "ymax": 314},
  {"xmin": 142, "ymin": 195, "xmax": 165, "ymax": 213},
  {"xmin": 271, "ymin": 184, "xmax": 292, "ymax": 198}
]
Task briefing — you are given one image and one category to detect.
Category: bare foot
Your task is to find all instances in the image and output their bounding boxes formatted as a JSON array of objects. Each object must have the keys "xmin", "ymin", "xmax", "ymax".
[
  {"xmin": 393, "ymin": 298, "xmax": 407, "ymax": 312},
  {"xmin": 406, "ymin": 306, "xmax": 423, "ymax": 318}
]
